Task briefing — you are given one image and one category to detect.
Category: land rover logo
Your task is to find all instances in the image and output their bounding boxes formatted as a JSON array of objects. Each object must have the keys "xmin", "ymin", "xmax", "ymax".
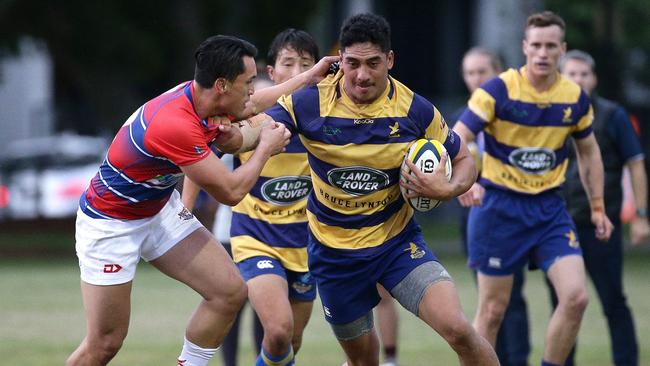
[
  {"xmin": 327, "ymin": 166, "xmax": 390, "ymax": 196},
  {"xmin": 508, "ymin": 147, "xmax": 556, "ymax": 175},
  {"xmin": 261, "ymin": 176, "xmax": 312, "ymax": 205}
]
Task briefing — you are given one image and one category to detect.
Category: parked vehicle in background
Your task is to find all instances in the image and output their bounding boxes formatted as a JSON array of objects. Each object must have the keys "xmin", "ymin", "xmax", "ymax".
[{"xmin": 0, "ymin": 133, "xmax": 108, "ymax": 220}]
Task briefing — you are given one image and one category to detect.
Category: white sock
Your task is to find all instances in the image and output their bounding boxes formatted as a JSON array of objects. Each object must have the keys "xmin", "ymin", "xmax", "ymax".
[{"xmin": 177, "ymin": 336, "xmax": 218, "ymax": 366}]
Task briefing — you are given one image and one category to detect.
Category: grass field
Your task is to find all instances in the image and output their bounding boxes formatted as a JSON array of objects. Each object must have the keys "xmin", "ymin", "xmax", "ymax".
[{"xmin": 1, "ymin": 250, "xmax": 649, "ymax": 365}]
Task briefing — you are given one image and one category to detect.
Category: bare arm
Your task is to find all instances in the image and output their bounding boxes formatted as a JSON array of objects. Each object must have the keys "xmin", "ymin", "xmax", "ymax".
[
  {"xmin": 452, "ymin": 121, "xmax": 486, "ymax": 207},
  {"xmin": 181, "ymin": 123, "xmax": 290, "ymax": 206},
  {"xmin": 181, "ymin": 176, "xmax": 201, "ymax": 211},
  {"xmin": 573, "ymin": 134, "xmax": 614, "ymax": 240},
  {"xmin": 627, "ymin": 158, "xmax": 650, "ymax": 245},
  {"xmin": 242, "ymin": 56, "xmax": 339, "ymax": 117}
]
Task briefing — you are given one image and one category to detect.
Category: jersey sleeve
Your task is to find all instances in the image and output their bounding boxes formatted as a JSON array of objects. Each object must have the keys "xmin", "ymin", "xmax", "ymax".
[
  {"xmin": 459, "ymin": 77, "xmax": 504, "ymax": 135},
  {"xmin": 423, "ymin": 106, "xmax": 461, "ymax": 160},
  {"xmin": 571, "ymin": 90, "xmax": 594, "ymax": 139},
  {"xmin": 609, "ymin": 107, "xmax": 644, "ymax": 162},
  {"xmin": 265, "ymin": 94, "xmax": 298, "ymax": 134},
  {"xmin": 145, "ymin": 118, "xmax": 213, "ymax": 166}
]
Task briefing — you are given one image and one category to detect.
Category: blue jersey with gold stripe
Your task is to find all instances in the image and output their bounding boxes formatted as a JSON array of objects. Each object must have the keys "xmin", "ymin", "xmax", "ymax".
[
  {"xmin": 230, "ymin": 133, "xmax": 311, "ymax": 272},
  {"xmin": 266, "ymin": 71, "xmax": 461, "ymax": 254},
  {"xmin": 459, "ymin": 67, "xmax": 593, "ymax": 194}
]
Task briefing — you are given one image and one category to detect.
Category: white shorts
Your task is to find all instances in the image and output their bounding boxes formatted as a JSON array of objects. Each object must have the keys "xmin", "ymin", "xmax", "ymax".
[{"xmin": 75, "ymin": 190, "xmax": 204, "ymax": 285}]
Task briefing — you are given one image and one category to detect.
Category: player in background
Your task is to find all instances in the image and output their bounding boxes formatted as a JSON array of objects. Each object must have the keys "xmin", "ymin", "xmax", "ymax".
[
  {"xmin": 183, "ymin": 28, "xmax": 321, "ymax": 366},
  {"xmin": 263, "ymin": 13, "xmax": 499, "ymax": 366},
  {"xmin": 67, "ymin": 35, "xmax": 335, "ymax": 366},
  {"xmin": 453, "ymin": 11, "xmax": 613, "ymax": 366},
  {"xmin": 552, "ymin": 49, "xmax": 649, "ymax": 366},
  {"xmin": 454, "ymin": 47, "xmax": 531, "ymax": 366}
]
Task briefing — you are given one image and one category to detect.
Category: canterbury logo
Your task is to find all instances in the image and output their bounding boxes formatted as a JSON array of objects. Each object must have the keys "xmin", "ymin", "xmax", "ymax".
[
  {"xmin": 177, "ymin": 359, "xmax": 187, "ymax": 366},
  {"xmin": 256, "ymin": 260, "xmax": 274, "ymax": 269},
  {"xmin": 103, "ymin": 264, "xmax": 122, "ymax": 273},
  {"xmin": 563, "ymin": 107, "xmax": 572, "ymax": 122}
]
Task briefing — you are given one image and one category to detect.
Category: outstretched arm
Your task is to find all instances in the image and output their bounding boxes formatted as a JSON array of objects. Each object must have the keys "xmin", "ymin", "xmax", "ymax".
[
  {"xmin": 242, "ymin": 56, "xmax": 339, "ymax": 116},
  {"xmin": 573, "ymin": 134, "xmax": 614, "ymax": 241}
]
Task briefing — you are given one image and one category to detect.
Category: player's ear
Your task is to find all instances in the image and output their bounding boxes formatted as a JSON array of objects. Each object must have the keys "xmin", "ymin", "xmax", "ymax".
[
  {"xmin": 215, "ymin": 78, "xmax": 228, "ymax": 93},
  {"xmin": 266, "ymin": 65, "xmax": 275, "ymax": 82},
  {"xmin": 387, "ymin": 50, "xmax": 395, "ymax": 70}
]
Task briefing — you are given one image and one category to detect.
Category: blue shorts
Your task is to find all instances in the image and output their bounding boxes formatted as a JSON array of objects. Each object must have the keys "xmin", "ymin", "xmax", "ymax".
[
  {"xmin": 308, "ymin": 227, "xmax": 439, "ymax": 325},
  {"xmin": 237, "ymin": 256, "xmax": 317, "ymax": 301},
  {"xmin": 467, "ymin": 188, "xmax": 582, "ymax": 275}
]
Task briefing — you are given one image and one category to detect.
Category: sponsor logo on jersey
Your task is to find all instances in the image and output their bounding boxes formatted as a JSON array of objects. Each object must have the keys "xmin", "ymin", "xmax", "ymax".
[
  {"xmin": 257, "ymin": 260, "xmax": 274, "ymax": 269},
  {"xmin": 565, "ymin": 230, "xmax": 580, "ymax": 248},
  {"xmin": 194, "ymin": 145, "xmax": 205, "ymax": 155},
  {"xmin": 354, "ymin": 118, "xmax": 374, "ymax": 125},
  {"xmin": 508, "ymin": 147, "xmax": 556, "ymax": 175},
  {"xmin": 178, "ymin": 208, "xmax": 194, "ymax": 221},
  {"xmin": 389, "ymin": 121, "xmax": 400, "ymax": 138},
  {"xmin": 261, "ymin": 176, "xmax": 312, "ymax": 205},
  {"xmin": 404, "ymin": 242, "xmax": 425, "ymax": 259},
  {"xmin": 323, "ymin": 125, "xmax": 341, "ymax": 136},
  {"xmin": 147, "ymin": 173, "xmax": 183, "ymax": 186},
  {"xmin": 327, "ymin": 166, "xmax": 390, "ymax": 196},
  {"xmin": 103, "ymin": 264, "xmax": 123, "ymax": 273}
]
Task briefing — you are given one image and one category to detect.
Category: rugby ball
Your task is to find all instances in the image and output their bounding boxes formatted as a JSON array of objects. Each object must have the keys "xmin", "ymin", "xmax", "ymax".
[{"xmin": 400, "ymin": 139, "xmax": 452, "ymax": 211}]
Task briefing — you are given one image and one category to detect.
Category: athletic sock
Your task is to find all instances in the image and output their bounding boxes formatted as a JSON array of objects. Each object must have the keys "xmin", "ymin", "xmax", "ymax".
[
  {"xmin": 255, "ymin": 345, "xmax": 294, "ymax": 366},
  {"xmin": 177, "ymin": 336, "xmax": 218, "ymax": 366},
  {"xmin": 541, "ymin": 360, "xmax": 562, "ymax": 366}
]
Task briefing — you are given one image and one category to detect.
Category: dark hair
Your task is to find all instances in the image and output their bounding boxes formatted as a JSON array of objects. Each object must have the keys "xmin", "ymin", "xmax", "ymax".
[
  {"xmin": 339, "ymin": 13, "xmax": 391, "ymax": 53},
  {"xmin": 267, "ymin": 28, "xmax": 320, "ymax": 66},
  {"xmin": 194, "ymin": 35, "xmax": 258, "ymax": 88},
  {"xmin": 463, "ymin": 47, "xmax": 503, "ymax": 73},
  {"xmin": 525, "ymin": 11, "xmax": 566, "ymax": 38}
]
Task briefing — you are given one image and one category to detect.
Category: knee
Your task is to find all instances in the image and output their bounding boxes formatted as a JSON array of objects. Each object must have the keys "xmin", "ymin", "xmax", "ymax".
[
  {"xmin": 94, "ymin": 336, "xmax": 125, "ymax": 363},
  {"xmin": 264, "ymin": 319, "xmax": 294, "ymax": 350},
  {"xmin": 561, "ymin": 288, "xmax": 589, "ymax": 317},
  {"xmin": 479, "ymin": 300, "xmax": 508, "ymax": 330},
  {"xmin": 438, "ymin": 319, "xmax": 475, "ymax": 350},
  {"xmin": 207, "ymin": 276, "xmax": 247, "ymax": 315}
]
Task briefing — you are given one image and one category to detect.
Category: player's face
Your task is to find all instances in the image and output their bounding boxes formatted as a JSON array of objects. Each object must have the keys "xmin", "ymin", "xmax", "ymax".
[
  {"xmin": 523, "ymin": 25, "xmax": 566, "ymax": 79},
  {"xmin": 268, "ymin": 47, "xmax": 316, "ymax": 85},
  {"xmin": 222, "ymin": 55, "xmax": 257, "ymax": 117},
  {"xmin": 462, "ymin": 53, "xmax": 498, "ymax": 93},
  {"xmin": 561, "ymin": 58, "xmax": 597, "ymax": 95},
  {"xmin": 340, "ymin": 42, "xmax": 394, "ymax": 104}
]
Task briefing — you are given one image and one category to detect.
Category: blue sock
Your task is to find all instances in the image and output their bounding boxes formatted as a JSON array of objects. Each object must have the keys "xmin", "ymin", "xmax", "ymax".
[
  {"xmin": 541, "ymin": 360, "xmax": 562, "ymax": 366},
  {"xmin": 255, "ymin": 346, "xmax": 294, "ymax": 366}
]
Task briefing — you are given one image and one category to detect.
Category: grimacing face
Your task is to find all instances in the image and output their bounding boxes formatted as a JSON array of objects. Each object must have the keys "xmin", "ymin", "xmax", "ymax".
[
  {"xmin": 268, "ymin": 47, "xmax": 316, "ymax": 85},
  {"xmin": 218, "ymin": 55, "xmax": 257, "ymax": 118},
  {"xmin": 339, "ymin": 42, "xmax": 394, "ymax": 104},
  {"xmin": 561, "ymin": 58, "xmax": 597, "ymax": 95},
  {"xmin": 523, "ymin": 25, "xmax": 566, "ymax": 79},
  {"xmin": 462, "ymin": 53, "xmax": 499, "ymax": 93}
]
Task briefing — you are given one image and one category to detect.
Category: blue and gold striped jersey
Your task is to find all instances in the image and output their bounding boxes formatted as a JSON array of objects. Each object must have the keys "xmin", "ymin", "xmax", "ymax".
[
  {"xmin": 459, "ymin": 67, "xmax": 593, "ymax": 194},
  {"xmin": 266, "ymin": 71, "xmax": 461, "ymax": 254},
  {"xmin": 230, "ymin": 134, "xmax": 311, "ymax": 272}
]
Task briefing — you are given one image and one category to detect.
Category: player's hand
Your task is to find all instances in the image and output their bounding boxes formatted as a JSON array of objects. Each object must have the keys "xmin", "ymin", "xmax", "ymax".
[
  {"xmin": 591, "ymin": 210, "xmax": 614, "ymax": 242},
  {"xmin": 630, "ymin": 217, "xmax": 650, "ymax": 246},
  {"xmin": 457, "ymin": 182, "xmax": 485, "ymax": 207},
  {"xmin": 400, "ymin": 151, "xmax": 451, "ymax": 201},
  {"xmin": 258, "ymin": 122, "xmax": 290, "ymax": 156},
  {"xmin": 305, "ymin": 56, "xmax": 340, "ymax": 84}
]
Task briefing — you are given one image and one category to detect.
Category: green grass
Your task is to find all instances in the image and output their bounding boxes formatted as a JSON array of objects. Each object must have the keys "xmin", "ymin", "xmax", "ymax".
[{"xmin": 1, "ymin": 253, "xmax": 649, "ymax": 365}]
